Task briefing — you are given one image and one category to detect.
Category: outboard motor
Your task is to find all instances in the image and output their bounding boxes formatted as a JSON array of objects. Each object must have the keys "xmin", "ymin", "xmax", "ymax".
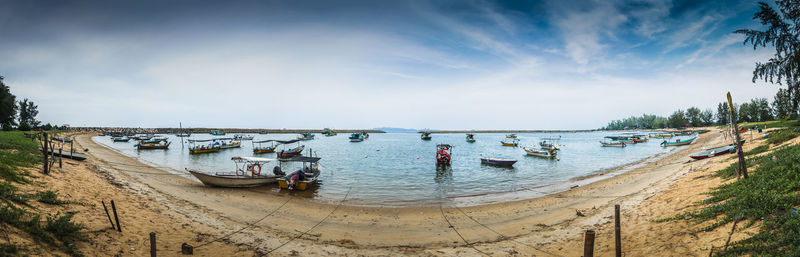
[{"xmin": 273, "ymin": 165, "xmax": 285, "ymax": 176}]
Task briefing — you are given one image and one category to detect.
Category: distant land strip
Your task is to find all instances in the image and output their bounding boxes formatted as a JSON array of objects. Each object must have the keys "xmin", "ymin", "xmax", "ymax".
[{"xmin": 71, "ymin": 127, "xmax": 386, "ymax": 134}]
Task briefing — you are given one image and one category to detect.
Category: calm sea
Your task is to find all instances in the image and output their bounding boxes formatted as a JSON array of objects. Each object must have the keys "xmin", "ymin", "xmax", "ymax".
[{"xmin": 92, "ymin": 132, "xmax": 688, "ymax": 206}]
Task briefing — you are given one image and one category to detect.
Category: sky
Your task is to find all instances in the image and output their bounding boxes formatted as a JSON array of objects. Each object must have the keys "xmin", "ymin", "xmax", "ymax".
[{"xmin": 0, "ymin": 0, "xmax": 784, "ymax": 130}]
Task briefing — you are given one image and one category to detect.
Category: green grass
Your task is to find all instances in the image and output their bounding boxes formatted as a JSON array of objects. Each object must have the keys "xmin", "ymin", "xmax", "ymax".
[
  {"xmin": 744, "ymin": 144, "xmax": 769, "ymax": 156},
  {"xmin": 36, "ymin": 190, "xmax": 68, "ymax": 205},
  {"xmin": 738, "ymin": 119, "xmax": 800, "ymax": 129},
  {"xmin": 0, "ymin": 131, "xmax": 84, "ymax": 256},
  {"xmin": 766, "ymin": 128, "xmax": 800, "ymax": 145},
  {"xmin": 666, "ymin": 143, "xmax": 800, "ymax": 256}
]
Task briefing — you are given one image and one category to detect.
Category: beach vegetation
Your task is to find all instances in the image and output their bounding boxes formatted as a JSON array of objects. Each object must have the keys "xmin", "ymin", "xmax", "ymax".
[
  {"xmin": 766, "ymin": 127, "xmax": 799, "ymax": 145},
  {"xmin": 744, "ymin": 144, "xmax": 769, "ymax": 156},
  {"xmin": 17, "ymin": 98, "xmax": 40, "ymax": 128},
  {"xmin": 37, "ymin": 190, "xmax": 68, "ymax": 205},
  {"xmin": 667, "ymin": 143, "xmax": 800, "ymax": 255}
]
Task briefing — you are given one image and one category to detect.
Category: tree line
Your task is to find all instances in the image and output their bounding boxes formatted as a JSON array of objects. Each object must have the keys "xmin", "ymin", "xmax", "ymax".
[
  {"xmin": 601, "ymin": 95, "xmax": 795, "ymax": 130},
  {"xmin": 0, "ymin": 75, "xmax": 46, "ymax": 131}
]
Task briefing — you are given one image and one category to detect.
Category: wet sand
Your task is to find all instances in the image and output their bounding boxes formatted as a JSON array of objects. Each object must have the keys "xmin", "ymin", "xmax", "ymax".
[{"xmin": 63, "ymin": 128, "xmax": 768, "ymax": 256}]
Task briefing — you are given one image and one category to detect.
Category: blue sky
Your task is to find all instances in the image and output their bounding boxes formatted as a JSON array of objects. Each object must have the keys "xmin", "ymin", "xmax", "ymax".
[{"xmin": 0, "ymin": 0, "xmax": 782, "ymax": 129}]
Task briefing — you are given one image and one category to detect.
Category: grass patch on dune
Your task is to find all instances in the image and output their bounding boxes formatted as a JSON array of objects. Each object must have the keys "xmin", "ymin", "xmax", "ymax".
[
  {"xmin": 744, "ymin": 144, "xmax": 769, "ymax": 156},
  {"xmin": 766, "ymin": 128, "xmax": 800, "ymax": 145},
  {"xmin": 738, "ymin": 119, "xmax": 800, "ymax": 129},
  {"xmin": 664, "ymin": 143, "xmax": 800, "ymax": 256},
  {"xmin": 0, "ymin": 131, "xmax": 84, "ymax": 256}
]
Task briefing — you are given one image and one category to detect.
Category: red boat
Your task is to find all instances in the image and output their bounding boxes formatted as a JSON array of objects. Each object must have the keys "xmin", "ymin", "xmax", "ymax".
[{"xmin": 436, "ymin": 144, "xmax": 452, "ymax": 166}]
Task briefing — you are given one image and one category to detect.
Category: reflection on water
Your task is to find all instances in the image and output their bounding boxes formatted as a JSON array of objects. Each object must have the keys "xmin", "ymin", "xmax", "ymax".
[{"xmin": 94, "ymin": 131, "xmax": 683, "ymax": 206}]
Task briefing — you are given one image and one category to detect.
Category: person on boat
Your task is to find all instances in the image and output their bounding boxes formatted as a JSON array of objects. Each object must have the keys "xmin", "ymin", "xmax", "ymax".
[{"xmin": 273, "ymin": 165, "xmax": 284, "ymax": 176}]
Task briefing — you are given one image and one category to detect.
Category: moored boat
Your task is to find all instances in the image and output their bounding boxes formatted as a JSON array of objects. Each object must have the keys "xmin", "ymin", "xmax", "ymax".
[
  {"xmin": 349, "ymin": 133, "xmax": 365, "ymax": 142},
  {"xmin": 661, "ymin": 137, "xmax": 697, "ymax": 147},
  {"xmin": 322, "ymin": 128, "xmax": 337, "ymax": 136},
  {"xmin": 252, "ymin": 140, "xmax": 277, "ymax": 154},
  {"xmin": 112, "ymin": 136, "xmax": 130, "ymax": 142},
  {"xmin": 186, "ymin": 156, "xmax": 281, "ymax": 187},
  {"xmin": 210, "ymin": 129, "xmax": 226, "ymax": 136},
  {"xmin": 277, "ymin": 156, "xmax": 322, "ymax": 191},
  {"xmin": 213, "ymin": 138, "xmax": 241, "ymax": 149},
  {"xmin": 466, "ymin": 133, "xmax": 476, "ymax": 143},
  {"xmin": 600, "ymin": 141, "xmax": 626, "ymax": 147},
  {"xmin": 298, "ymin": 133, "xmax": 315, "ymax": 141},
  {"xmin": 649, "ymin": 133, "xmax": 674, "ymax": 139},
  {"xmin": 505, "ymin": 134, "xmax": 517, "ymax": 138},
  {"xmin": 523, "ymin": 147, "xmax": 557, "ymax": 159},
  {"xmin": 501, "ymin": 138, "xmax": 519, "ymax": 147},
  {"xmin": 136, "ymin": 140, "xmax": 170, "ymax": 150},
  {"xmin": 480, "ymin": 158, "xmax": 517, "ymax": 166},
  {"xmin": 188, "ymin": 139, "xmax": 221, "ymax": 154},
  {"xmin": 277, "ymin": 142, "xmax": 305, "ymax": 159},
  {"xmin": 421, "ymin": 131, "xmax": 432, "ymax": 140},
  {"xmin": 436, "ymin": 144, "xmax": 452, "ymax": 166},
  {"xmin": 233, "ymin": 134, "xmax": 254, "ymax": 140},
  {"xmin": 539, "ymin": 140, "xmax": 559, "ymax": 151}
]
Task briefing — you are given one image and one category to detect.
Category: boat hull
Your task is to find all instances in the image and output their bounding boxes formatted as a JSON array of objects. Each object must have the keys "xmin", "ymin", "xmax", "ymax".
[
  {"xmin": 253, "ymin": 148, "xmax": 275, "ymax": 154},
  {"xmin": 689, "ymin": 145, "xmax": 736, "ymax": 160},
  {"xmin": 188, "ymin": 170, "xmax": 277, "ymax": 187},
  {"xmin": 662, "ymin": 137, "xmax": 697, "ymax": 147},
  {"xmin": 189, "ymin": 147, "xmax": 220, "ymax": 154},
  {"xmin": 480, "ymin": 158, "xmax": 517, "ymax": 166},
  {"xmin": 523, "ymin": 147, "xmax": 556, "ymax": 159}
]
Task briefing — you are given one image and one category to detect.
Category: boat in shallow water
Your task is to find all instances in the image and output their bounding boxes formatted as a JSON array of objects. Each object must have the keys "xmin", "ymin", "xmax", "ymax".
[
  {"xmin": 349, "ymin": 133, "xmax": 365, "ymax": 142},
  {"xmin": 436, "ymin": 144, "xmax": 452, "ymax": 167},
  {"xmin": 252, "ymin": 140, "xmax": 277, "ymax": 154},
  {"xmin": 466, "ymin": 133, "xmax": 476, "ymax": 143},
  {"xmin": 187, "ymin": 156, "xmax": 281, "ymax": 187},
  {"xmin": 188, "ymin": 139, "xmax": 221, "ymax": 154},
  {"xmin": 480, "ymin": 158, "xmax": 517, "ymax": 166},
  {"xmin": 277, "ymin": 156, "xmax": 322, "ymax": 191},
  {"xmin": 420, "ymin": 131, "xmax": 432, "ymax": 140},
  {"xmin": 661, "ymin": 137, "xmax": 697, "ymax": 147},
  {"xmin": 600, "ymin": 141, "xmax": 626, "ymax": 147},
  {"xmin": 523, "ymin": 147, "xmax": 557, "ymax": 159},
  {"xmin": 501, "ymin": 138, "xmax": 519, "ymax": 147}
]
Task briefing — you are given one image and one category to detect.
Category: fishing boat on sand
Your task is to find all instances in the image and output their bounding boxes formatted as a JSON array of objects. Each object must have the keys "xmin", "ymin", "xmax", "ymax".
[
  {"xmin": 186, "ymin": 157, "xmax": 281, "ymax": 187},
  {"xmin": 277, "ymin": 156, "xmax": 322, "ymax": 191},
  {"xmin": 480, "ymin": 158, "xmax": 517, "ymax": 167},
  {"xmin": 501, "ymin": 138, "xmax": 519, "ymax": 147},
  {"xmin": 689, "ymin": 144, "xmax": 737, "ymax": 160},
  {"xmin": 523, "ymin": 147, "xmax": 557, "ymax": 159},
  {"xmin": 661, "ymin": 137, "xmax": 697, "ymax": 147},
  {"xmin": 673, "ymin": 131, "xmax": 694, "ymax": 136},
  {"xmin": 436, "ymin": 144, "xmax": 452, "ymax": 167},
  {"xmin": 466, "ymin": 134, "xmax": 476, "ymax": 143},
  {"xmin": 188, "ymin": 139, "xmax": 221, "ymax": 154},
  {"xmin": 349, "ymin": 133, "xmax": 365, "ymax": 142},
  {"xmin": 600, "ymin": 141, "xmax": 626, "ymax": 147}
]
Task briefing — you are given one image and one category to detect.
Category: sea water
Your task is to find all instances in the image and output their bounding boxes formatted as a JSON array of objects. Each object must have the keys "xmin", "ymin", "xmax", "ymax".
[{"xmin": 93, "ymin": 132, "xmax": 687, "ymax": 206}]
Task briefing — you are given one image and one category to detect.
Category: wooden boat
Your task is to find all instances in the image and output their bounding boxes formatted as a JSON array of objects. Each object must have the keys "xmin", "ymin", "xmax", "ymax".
[
  {"xmin": 188, "ymin": 139, "xmax": 221, "ymax": 154},
  {"xmin": 112, "ymin": 136, "xmax": 130, "ymax": 142},
  {"xmin": 632, "ymin": 137, "xmax": 648, "ymax": 143},
  {"xmin": 298, "ymin": 133, "xmax": 315, "ymax": 141},
  {"xmin": 277, "ymin": 156, "xmax": 322, "ymax": 191},
  {"xmin": 436, "ymin": 144, "xmax": 453, "ymax": 166},
  {"xmin": 501, "ymin": 138, "xmax": 519, "ymax": 147},
  {"xmin": 649, "ymin": 133, "xmax": 673, "ymax": 139},
  {"xmin": 539, "ymin": 141, "xmax": 559, "ymax": 151},
  {"xmin": 480, "ymin": 158, "xmax": 517, "ymax": 166},
  {"xmin": 233, "ymin": 134, "xmax": 254, "ymax": 140},
  {"xmin": 421, "ymin": 132, "xmax": 432, "ymax": 140},
  {"xmin": 176, "ymin": 133, "xmax": 191, "ymax": 137},
  {"xmin": 211, "ymin": 138, "xmax": 241, "ymax": 149},
  {"xmin": 605, "ymin": 136, "xmax": 631, "ymax": 141},
  {"xmin": 210, "ymin": 129, "xmax": 226, "ymax": 136},
  {"xmin": 673, "ymin": 131, "xmax": 694, "ymax": 136},
  {"xmin": 523, "ymin": 147, "xmax": 556, "ymax": 159},
  {"xmin": 600, "ymin": 141, "xmax": 626, "ymax": 147},
  {"xmin": 252, "ymin": 140, "xmax": 277, "ymax": 154},
  {"xmin": 661, "ymin": 137, "xmax": 697, "ymax": 147},
  {"xmin": 277, "ymin": 144, "xmax": 305, "ymax": 159},
  {"xmin": 187, "ymin": 157, "xmax": 280, "ymax": 187},
  {"xmin": 136, "ymin": 141, "xmax": 170, "ymax": 150},
  {"xmin": 362, "ymin": 132, "xmax": 369, "ymax": 139},
  {"xmin": 506, "ymin": 134, "xmax": 517, "ymax": 138},
  {"xmin": 349, "ymin": 133, "xmax": 364, "ymax": 142},
  {"xmin": 466, "ymin": 134, "xmax": 476, "ymax": 143},
  {"xmin": 689, "ymin": 145, "xmax": 737, "ymax": 160}
]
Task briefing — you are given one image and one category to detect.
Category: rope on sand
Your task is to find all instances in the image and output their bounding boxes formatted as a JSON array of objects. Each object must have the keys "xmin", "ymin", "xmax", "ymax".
[
  {"xmin": 263, "ymin": 187, "xmax": 352, "ymax": 255},
  {"xmin": 439, "ymin": 203, "xmax": 491, "ymax": 256},
  {"xmin": 194, "ymin": 197, "xmax": 293, "ymax": 249},
  {"xmin": 452, "ymin": 206, "xmax": 562, "ymax": 257}
]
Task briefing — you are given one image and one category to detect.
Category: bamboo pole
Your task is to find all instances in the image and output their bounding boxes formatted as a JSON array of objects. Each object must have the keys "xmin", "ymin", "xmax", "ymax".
[{"xmin": 727, "ymin": 92, "xmax": 748, "ymax": 179}]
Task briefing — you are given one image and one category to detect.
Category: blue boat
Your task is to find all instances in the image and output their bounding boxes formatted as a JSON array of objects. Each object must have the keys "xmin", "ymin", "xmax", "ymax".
[
  {"xmin": 661, "ymin": 136, "xmax": 697, "ymax": 147},
  {"xmin": 480, "ymin": 158, "xmax": 517, "ymax": 166},
  {"xmin": 349, "ymin": 133, "xmax": 364, "ymax": 142}
]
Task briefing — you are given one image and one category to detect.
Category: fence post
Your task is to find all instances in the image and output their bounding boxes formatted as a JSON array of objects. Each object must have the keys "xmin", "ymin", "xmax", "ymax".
[
  {"xmin": 150, "ymin": 232, "xmax": 157, "ymax": 257},
  {"xmin": 59, "ymin": 148, "xmax": 63, "ymax": 168},
  {"xmin": 42, "ymin": 132, "xmax": 49, "ymax": 174},
  {"xmin": 111, "ymin": 200, "xmax": 122, "ymax": 232},
  {"xmin": 615, "ymin": 205, "xmax": 621, "ymax": 257},
  {"xmin": 101, "ymin": 201, "xmax": 115, "ymax": 230},
  {"xmin": 584, "ymin": 230, "xmax": 595, "ymax": 257}
]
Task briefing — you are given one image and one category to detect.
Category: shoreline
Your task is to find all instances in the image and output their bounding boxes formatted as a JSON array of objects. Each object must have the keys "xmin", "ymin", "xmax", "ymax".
[
  {"xmin": 69, "ymin": 128, "xmax": 723, "ymax": 255},
  {"xmin": 89, "ymin": 134, "xmax": 684, "ymax": 208}
]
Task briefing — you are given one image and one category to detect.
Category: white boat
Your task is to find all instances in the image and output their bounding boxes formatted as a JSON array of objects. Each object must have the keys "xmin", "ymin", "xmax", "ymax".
[
  {"xmin": 186, "ymin": 157, "xmax": 282, "ymax": 187},
  {"xmin": 523, "ymin": 147, "xmax": 557, "ymax": 159}
]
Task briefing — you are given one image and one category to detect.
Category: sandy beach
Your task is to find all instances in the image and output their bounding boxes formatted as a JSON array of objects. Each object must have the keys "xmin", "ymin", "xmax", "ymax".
[{"xmin": 16, "ymin": 127, "xmax": 769, "ymax": 256}]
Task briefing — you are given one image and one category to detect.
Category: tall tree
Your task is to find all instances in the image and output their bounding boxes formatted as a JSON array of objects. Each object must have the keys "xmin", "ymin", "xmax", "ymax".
[
  {"xmin": 700, "ymin": 109, "xmax": 715, "ymax": 126},
  {"xmin": 668, "ymin": 110, "xmax": 688, "ymax": 128},
  {"xmin": 773, "ymin": 88, "xmax": 795, "ymax": 119},
  {"xmin": 736, "ymin": 1, "xmax": 800, "ymax": 117},
  {"xmin": 716, "ymin": 102, "xmax": 730, "ymax": 125},
  {"xmin": 17, "ymin": 98, "xmax": 39, "ymax": 127},
  {"xmin": 685, "ymin": 107, "xmax": 703, "ymax": 127},
  {"xmin": 0, "ymin": 76, "xmax": 16, "ymax": 130}
]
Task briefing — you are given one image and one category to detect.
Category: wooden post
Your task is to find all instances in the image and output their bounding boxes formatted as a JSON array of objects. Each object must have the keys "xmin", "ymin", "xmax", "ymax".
[
  {"xmin": 59, "ymin": 148, "xmax": 63, "ymax": 168},
  {"xmin": 42, "ymin": 133, "xmax": 49, "ymax": 174},
  {"xmin": 150, "ymin": 232, "xmax": 157, "ymax": 257},
  {"xmin": 727, "ymin": 92, "xmax": 748, "ymax": 179},
  {"xmin": 101, "ymin": 201, "xmax": 115, "ymax": 230},
  {"xmin": 615, "ymin": 205, "xmax": 621, "ymax": 257},
  {"xmin": 584, "ymin": 230, "xmax": 595, "ymax": 257},
  {"xmin": 111, "ymin": 200, "xmax": 122, "ymax": 232}
]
